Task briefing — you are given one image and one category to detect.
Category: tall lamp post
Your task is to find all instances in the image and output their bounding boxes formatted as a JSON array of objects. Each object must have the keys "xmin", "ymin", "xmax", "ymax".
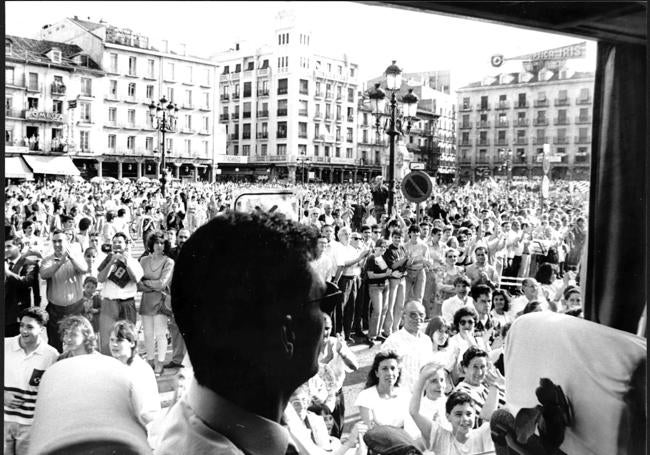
[
  {"xmin": 148, "ymin": 96, "xmax": 178, "ymax": 196},
  {"xmin": 498, "ymin": 147, "xmax": 513, "ymax": 195},
  {"xmin": 367, "ymin": 61, "xmax": 419, "ymax": 216},
  {"xmin": 298, "ymin": 153, "xmax": 310, "ymax": 184}
]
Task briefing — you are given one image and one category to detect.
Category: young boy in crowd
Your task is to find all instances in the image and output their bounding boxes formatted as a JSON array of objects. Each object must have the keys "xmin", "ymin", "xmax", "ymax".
[{"xmin": 77, "ymin": 276, "xmax": 102, "ymax": 335}]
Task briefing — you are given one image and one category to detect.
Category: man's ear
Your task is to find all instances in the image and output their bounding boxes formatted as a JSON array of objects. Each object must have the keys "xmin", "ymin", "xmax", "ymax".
[{"xmin": 280, "ymin": 314, "xmax": 295, "ymax": 360}]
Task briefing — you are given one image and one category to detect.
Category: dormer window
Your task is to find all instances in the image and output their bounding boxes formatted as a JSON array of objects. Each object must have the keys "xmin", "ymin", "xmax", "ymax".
[{"xmin": 52, "ymin": 50, "xmax": 62, "ymax": 63}]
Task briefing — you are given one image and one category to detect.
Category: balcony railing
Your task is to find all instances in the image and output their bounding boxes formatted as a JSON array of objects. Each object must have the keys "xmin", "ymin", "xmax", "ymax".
[
  {"xmin": 514, "ymin": 102, "xmax": 529, "ymax": 109},
  {"xmin": 243, "ymin": 92, "xmax": 252, "ymax": 99},
  {"xmin": 495, "ymin": 101, "xmax": 510, "ymax": 110},
  {"xmin": 231, "ymin": 113, "xmax": 239, "ymax": 120},
  {"xmin": 335, "ymin": 115, "xmax": 342, "ymax": 122},
  {"xmin": 229, "ymin": 134, "xmax": 239, "ymax": 140},
  {"xmin": 533, "ymin": 136, "xmax": 549, "ymax": 145},
  {"xmin": 476, "ymin": 139, "xmax": 490, "ymax": 146},
  {"xmin": 257, "ymin": 89, "xmax": 269, "ymax": 97},
  {"xmin": 277, "ymin": 108, "xmax": 287, "ymax": 116},
  {"xmin": 219, "ymin": 114, "xmax": 229, "ymax": 121},
  {"xmin": 495, "ymin": 139, "xmax": 509, "ymax": 146},
  {"xmin": 26, "ymin": 83, "xmax": 42, "ymax": 93},
  {"xmin": 6, "ymin": 108, "xmax": 24, "ymax": 118},
  {"xmin": 298, "ymin": 110, "xmax": 308, "ymax": 116},
  {"xmin": 553, "ymin": 136, "xmax": 570, "ymax": 144},
  {"xmin": 314, "ymin": 91, "xmax": 323, "ymax": 99},
  {"xmin": 476, "ymin": 103, "xmax": 490, "ymax": 111},
  {"xmin": 335, "ymin": 95, "xmax": 342, "ymax": 103},
  {"xmin": 347, "ymin": 116, "xmax": 354, "ymax": 122},
  {"xmin": 575, "ymin": 116, "xmax": 592, "ymax": 124},
  {"xmin": 459, "ymin": 140, "xmax": 471, "ymax": 146},
  {"xmin": 242, "ymin": 133, "xmax": 251, "ymax": 139},
  {"xmin": 514, "ymin": 137, "xmax": 528, "ymax": 145},
  {"xmin": 496, "ymin": 121, "xmax": 509, "ymax": 128},
  {"xmin": 232, "ymin": 93, "xmax": 240, "ymax": 100},
  {"xmin": 299, "ymin": 133, "xmax": 308, "ymax": 139},
  {"xmin": 257, "ymin": 132, "xmax": 268, "ymax": 139},
  {"xmin": 476, "ymin": 121, "xmax": 490, "ymax": 128},
  {"xmin": 459, "ymin": 123, "xmax": 472, "ymax": 129},
  {"xmin": 220, "ymin": 94, "xmax": 229, "ymax": 101},
  {"xmin": 277, "ymin": 132, "xmax": 287, "ymax": 139},
  {"xmin": 554, "ymin": 98, "xmax": 570, "ymax": 106},
  {"xmin": 243, "ymin": 112, "xmax": 251, "ymax": 118},
  {"xmin": 51, "ymin": 83, "xmax": 66, "ymax": 95},
  {"xmin": 575, "ymin": 136, "xmax": 591, "ymax": 144},
  {"xmin": 576, "ymin": 97, "xmax": 592, "ymax": 105},
  {"xmin": 325, "ymin": 92, "xmax": 333, "ymax": 100},
  {"xmin": 257, "ymin": 110, "xmax": 269, "ymax": 117},
  {"xmin": 459, "ymin": 104, "xmax": 472, "ymax": 112},
  {"xmin": 533, "ymin": 118, "xmax": 549, "ymax": 126},
  {"xmin": 514, "ymin": 119, "xmax": 529, "ymax": 127},
  {"xmin": 278, "ymin": 88, "xmax": 288, "ymax": 95},
  {"xmin": 314, "ymin": 112, "xmax": 322, "ymax": 120},
  {"xmin": 554, "ymin": 117, "xmax": 570, "ymax": 125},
  {"xmin": 534, "ymin": 99, "xmax": 549, "ymax": 107}
]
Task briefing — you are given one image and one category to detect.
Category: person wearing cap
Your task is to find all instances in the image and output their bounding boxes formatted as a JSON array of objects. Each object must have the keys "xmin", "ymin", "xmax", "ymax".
[{"xmin": 157, "ymin": 211, "xmax": 341, "ymax": 454}]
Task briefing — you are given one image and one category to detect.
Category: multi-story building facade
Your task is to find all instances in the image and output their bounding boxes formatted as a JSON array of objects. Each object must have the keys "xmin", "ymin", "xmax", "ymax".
[
  {"xmin": 5, "ymin": 35, "xmax": 105, "ymax": 179},
  {"xmin": 213, "ymin": 11, "xmax": 369, "ymax": 183},
  {"xmin": 456, "ymin": 66, "xmax": 594, "ymax": 182},
  {"xmin": 356, "ymin": 101, "xmax": 387, "ymax": 182},
  {"xmin": 364, "ymin": 73, "xmax": 457, "ymax": 182},
  {"xmin": 40, "ymin": 16, "xmax": 220, "ymax": 181}
]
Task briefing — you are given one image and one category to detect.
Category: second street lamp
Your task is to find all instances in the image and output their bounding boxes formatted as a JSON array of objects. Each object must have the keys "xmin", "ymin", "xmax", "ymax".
[
  {"xmin": 149, "ymin": 96, "xmax": 178, "ymax": 197},
  {"xmin": 366, "ymin": 61, "xmax": 419, "ymax": 216}
]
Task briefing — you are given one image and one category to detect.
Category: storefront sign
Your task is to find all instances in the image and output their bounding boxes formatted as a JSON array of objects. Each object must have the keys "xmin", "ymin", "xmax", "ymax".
[{"xmin": 25, "ymin": 110, "xmax": 63, "ymax": 122}]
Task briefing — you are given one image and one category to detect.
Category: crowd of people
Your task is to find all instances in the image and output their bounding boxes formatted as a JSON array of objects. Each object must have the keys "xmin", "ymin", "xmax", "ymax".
[{"xmin": 4, "ymin": 174, "xmax": 589, "ymax": 454}]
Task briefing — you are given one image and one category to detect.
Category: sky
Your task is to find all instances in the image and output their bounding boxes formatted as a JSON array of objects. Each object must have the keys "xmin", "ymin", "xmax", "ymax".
[{"xmin": 5, "ymin": 1, "xmax": 597, "ymax": 91}]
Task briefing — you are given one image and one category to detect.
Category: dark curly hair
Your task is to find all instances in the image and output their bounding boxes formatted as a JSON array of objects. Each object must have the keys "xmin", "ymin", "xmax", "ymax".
[
  {"xmin": 146, "ymin": 230, "xmax": 167, "ymax": 253},
  {"xmin": 492, "ymin": 289, "xmax": 512, "ymax": 313},
  {"xmin": 453, "ymin": 306, "xmax": 478, "ymax": 332},
  {"xmin": 460, "ymin": 346, "xmax": 488, "ymax": 368},
  {"xmin": 365, "ymin": 350, "xmax": 402, "ymax": 388},
  {"xmin": 445, "ymin": 390, "xmax": 474, "ymax": 414},
  {"xmin": 172, "ymin": 210, "xmax": 320, "ymax": 393}
]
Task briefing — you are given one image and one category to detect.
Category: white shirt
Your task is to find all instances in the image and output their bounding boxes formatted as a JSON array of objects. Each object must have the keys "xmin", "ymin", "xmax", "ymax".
[
  {"xmin": 381, "ymin": 329, "xmax": 434, "ymax": 392},
  {"xmin": 441, "ymin": 295, "xmax": 475, "ymax": 324}
]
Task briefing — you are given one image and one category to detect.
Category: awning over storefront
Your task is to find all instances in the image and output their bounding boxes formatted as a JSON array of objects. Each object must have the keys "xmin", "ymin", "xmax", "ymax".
[
  {"xmin": 23, "ymin": 155, "xmax": 80, "ymax": 176},
  {"xmin": 5, "ymin": 156, "xmax": 34, "ymax": 180}
]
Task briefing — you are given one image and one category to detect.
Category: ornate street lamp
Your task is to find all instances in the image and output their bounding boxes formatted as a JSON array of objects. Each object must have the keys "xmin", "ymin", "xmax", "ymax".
[
  {"xmin": 148, "ymin": 96, "xmax": 178, "ymax": 196},
  {"xmin": 366, "ymin": 61, "xmax": 419, "ymax": 216}
]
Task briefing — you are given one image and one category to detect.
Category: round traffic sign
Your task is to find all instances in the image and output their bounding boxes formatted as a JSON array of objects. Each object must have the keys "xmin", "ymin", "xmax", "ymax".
[{"xmin": 401, "ymin": 171, "xmax": 433, "ymax": 203}]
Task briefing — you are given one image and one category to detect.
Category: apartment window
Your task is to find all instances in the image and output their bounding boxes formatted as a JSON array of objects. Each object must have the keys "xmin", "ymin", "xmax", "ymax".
[
  {"xmin": 316, "ymin": 81, "xmax": 321, "ymax": 96},
  {"xmin": 315, "ymin": 124, "xmax": 320, "ymax": 137},
  {"xmin": 362, "ymin": 130, "xmax": 368, "ymax": 143},
  {"xmin": 335, "ymin": 147, "xmax": 341, "ymax": 158},
  {"xmin": 558, "ymin": 89, "xmax": 568, "ymax": 100},
  {"xmin": 335, "ymin": 127, "xmax": 341, "ymax": 141},
  {"xmin": 261, "ymin": 122, "xmax": 268, "ymax": 136},
  {"xmin": 165, "ymin": 138, "xmax": 173, "ymax": 152},
  {"xmin": 246, "ymin": 61, "xmax": 254, "ymax": 71},
  {"xmin": 479, "ymin": 131, "xmax": 488, "ymax": 143},
  {"xmin": 497, "ymin": 130, "xmax": 506, "ymax": 142},
  {"xmin": 80, "ymin": 102, "xmax": 91, "ymax": 122},
  {"xmin": 203, "ymin": 116, "xmax": 209, "ymax": 132},
  {"xmin": 184, "ymin": 114, "xmax": 192, "ymax": 130},
  {"xmin": 167, "ymin": 87, "xmax": 175, "ymax": 102},
  {"xmin": 243, "ymin": 82, "xmax": 252, "ymax": 98},
  {"xmin": 278, "ymin": 78, "xmax": 288, "ymax": 95},
  {"xmin": 128, "ymin": 109, "xmax": 135, "ymax": 126},
  {"xmin": 185, "ymin": 65, "xmax": 193, "ymax": 83},
  {"xmin": 326, "ymin": 83, "xmax": 332, "ymax": 98},
  {"xmin": 298, "ymin": 144, "xmax": 307, "ymax": 156},
  {"xmin": 350, "ymin": 67, "xmax": 355, "ymax": 77},
  {"xmin": 277, "ymin": 121, "xmax": 287, "ymax": 138},
  {"xmin": 277, "ymin": 99, "xmax": 288, "ymax": 116},
  {"xmin": 203, "ymin": 92, "xmax": 210, "ymax": 109},
  {"xmin": 128, "ymin": 57, "xmax": 136, "ymax": 76},
  {"xmin": 479, "ymin": 149, "xmax": 487, "ymax": 161},
  {"xmin": 110, "ymin": 53, "xmax": 118, "ymax": 73},
  {"xmin": 346, "ymin": 147, "xmax": 353, "ymax": 159},
  {"xmin": 498, "ymin": 113, "xmax": 507, "ymax": 126},
  {"xmin": 108, "ymin": 135, "xmax": 116, "ymax": 150},
  {"xmin": 314, "ymin": 145, "xmax": 319, "ymax": 156},
  {"xmin": 6, "ymin": 67, "xmax": 15, "ymax": 85},
  {"xmin": 241, "ymin": 144, "xmax": 250, "ymax": 156},
  {"xmin": 26, "ymin": 97, "xmax": 38, "ymax": 110},
  {"xmin": 79, "ymin": 131, "xmax": 89, "ymax": 151},
  {"xmin": 241, "ymin": 102, "xmax": 251, "ymax": 119},
  {"xmin": 336, "ymin": 105, "xmax": 342, "ymax": 120},
  {"xmin": 233, "ymin": 84, "xmax": 240, "ymax": 98},
  {"xmin": 299, "ymin": 122, "xmax": 308, "ymax": 138},
  {"xmin": 346, "ymin": 128, "xmax": 353, "ymax": 142},
  {"xmin": 243, "ymin": 124, "xmax": 251, "ymax": 139},
  {"xmin": 363, "ymin": 113, "xmax": 368, "ymax": 126},
  {"xmin": 146, "ymin": 137, "xmax": 153, "ymax": 151},
  {"xmin": 81, "ymin": 78, "xmax": 92, "ymax": 96},
  {"xmin": 336, "ymin": 86, "xmax": 342, "ymax": 99},
  {"xmin": 204, "ymin": 68, "xmax": 211, "ymax": 86},
  {"xmin": 261, "ymin": 144, "xmax": 268, "ymax": 156},
  {"xmin": 233, "ymin": 145, "xmax": 239, "ymax": 155},
  {"xmin": 315, "ymin": 104, "xmax": 321, "ymax": 117},
  {"xmin": 347, "ymin": 107, "xmax": 353, "ymax": 121},
  {"xmin": 147, "ymin": 59, "xmax": 155, "ymax": 78},
  {"xmin": 480, "ymin": 96, "xmax": 488, "ymax": 109},
  {"xmin": 558, "ymin": 109, "xmax": 567, "ymax": 123},
  {"xmin": 579, "ymin": 108, "xmax": 589, "ymax": 121},
  {"xmin": 325, "ymin": 104, "xmax": 331, "ymax": 119},
  {"xmin": 299, "ymin": 100, "xmax": 308, "ymax": 116},
  {"xmin": 28, "ymin": 73, "xmax": 39, "ymax": 91},
  {"xmin": 299, "ymin": 79, "xmax": 308, "ymax": 95},
  {"xmin": 110, "ymin": 80, "xmax": 118, "ymax": 97},
  {"xmin": 518, "ymin": 93, "xmax": 527, "ymax": 107},
  {"xmin": 325, "ymin": 146, "xmax": 330, "ymax": 157},
  {"xmin": 127, "ymin": 136, "xmax": 135, "ymax": 150},
  {"xmin": 277, "ymin": 144, "xmax": 287, "ymax": 155},
  {"xmin": 166, "ymin": 62, "xmax": 175, "ymax": 80},
  {"xmin": 127, "ymin": 83, "xmax": 136, "ymax": 97},
  {"xmin": 327, "ymin": 63, "xmax": 332, "ymax": 72},
  {"xmin": 202, "ymin": 140, "xmax": 208, "ymax": 156},
  {"xmin": 462, "ymin": 97, "xmax": 470, "ymax": 109},
  {"xmin": 52, "ymin": 100, "xmax": 63, "ymax": 114},
  {"xmin": 185, "ymin": 89, "xmax": 192, "ymax": 107},
  {"xmin": 578, "ymin": 127, "xmax": 589, "ymax": 139},
  {"xmin": 348, "ymin": 88, "xmax": 354, "ymax": 102},
  {"xmin": 181, "ymin": 139, "xmax": 190, "ymax": 155},
  {"xmin": 146, "ymin": 85, "xmax": 154, "ymax": 99}
]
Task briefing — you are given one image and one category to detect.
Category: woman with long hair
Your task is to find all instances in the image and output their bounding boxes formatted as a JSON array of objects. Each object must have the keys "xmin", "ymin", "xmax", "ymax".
[
  {"xmin": 354, "ymin": 350, "xmax": 411, "ymax": 430},
  {"xmin": 490, "ymin": 289, "xmax": 513, "ymax": 328},
  {"xmin": 138, "ymin": 231, "xmax": 175, "ymax": 376},
  {"xmin": 57, "ymin": 315, "xmax": 98, "ymax": 361},
  {"xmin": 108, "ymin": 320, "xmax": 161, "ymax": 427}
]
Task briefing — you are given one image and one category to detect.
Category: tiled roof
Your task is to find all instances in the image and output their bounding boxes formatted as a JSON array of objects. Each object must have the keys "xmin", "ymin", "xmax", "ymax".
[
  {"xmin": 69, "ymin": 17, "xmax": 104, "ymax": 32},
  {"xmin": 6, "ymin": 35, "xmax": 103, "ymax": 71},
  {"xmin": 459, "ymin": 70, "xmax": 595, "ymax": 89}
]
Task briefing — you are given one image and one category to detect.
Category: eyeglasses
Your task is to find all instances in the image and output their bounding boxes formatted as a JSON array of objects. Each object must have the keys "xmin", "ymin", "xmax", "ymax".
[
  {"xmin": 308, "ymin": 281, "xmax": 343, "ymax": 314},
  {"xmin": 459, "ymin": 319, "xmax": 475, "ymax": 326},
  {"xmin": 407, "ymin": 312, "xmax": 425, "ymax": 321}
]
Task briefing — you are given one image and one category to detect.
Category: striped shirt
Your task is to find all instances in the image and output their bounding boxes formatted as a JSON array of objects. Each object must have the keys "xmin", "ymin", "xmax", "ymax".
[{"xmin": 4, "ymin": 336, "xmax": 58, "ymax": 425}]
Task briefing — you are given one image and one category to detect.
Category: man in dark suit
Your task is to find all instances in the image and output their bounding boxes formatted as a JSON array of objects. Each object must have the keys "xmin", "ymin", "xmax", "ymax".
[{"xmin": 4, "ymin": 236, "xmax": 41, "ymax": 336}]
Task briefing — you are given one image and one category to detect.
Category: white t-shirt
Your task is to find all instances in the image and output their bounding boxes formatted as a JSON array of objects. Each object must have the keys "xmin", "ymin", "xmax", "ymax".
[
  {"xmin": 427, "ymin": 421, "xmax": 493, "ymax": 455},
  {"xmin": 354, "ymin": 386, "xmax": 411, "ymax": 428},
  {"xmin": 441, "ymin": 295, "xmax": 475, "ymax": 324}
]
